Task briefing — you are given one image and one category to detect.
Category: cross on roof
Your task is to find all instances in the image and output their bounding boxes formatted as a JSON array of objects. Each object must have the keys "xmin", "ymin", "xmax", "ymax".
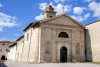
[
  {"xmin": 49, "ymin": 0, "xmax": 50, "ymax": 4},
  {"xmin": 63, "ymin": 6, "xmax": 65, "ymax": 13}
]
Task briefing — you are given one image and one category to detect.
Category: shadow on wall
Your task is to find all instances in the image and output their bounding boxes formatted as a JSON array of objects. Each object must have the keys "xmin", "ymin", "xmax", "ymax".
[
  {"xmin": 0, "ymin": 62, "xmax": 7, "ymax": 67},
  {"xmin": 85, "ymin": 29, "xmax": 93, "ymax": 61}
]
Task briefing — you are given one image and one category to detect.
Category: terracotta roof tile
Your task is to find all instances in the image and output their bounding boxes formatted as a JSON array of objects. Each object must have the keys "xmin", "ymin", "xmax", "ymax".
[
  {"xmin": 9, "ymin": 43, "xmax": 17, "ymax": 48},
  {"xmin": 23, "ymin": 21, "xmax": 40, "ymax": 31},
  {"xmin": 85, "ymin": 20, "xmax": 100, "ymax": 26},
  {"xmin": 16, "ymin": 35, "xmax": 24, "ymax": 41},
  {"xmin": 0, "ymin": 41, "xmax": 16, "ymax": 43}
]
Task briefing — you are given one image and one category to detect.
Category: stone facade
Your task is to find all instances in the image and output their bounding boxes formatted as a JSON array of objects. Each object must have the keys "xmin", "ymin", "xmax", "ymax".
[
  {"xmin": 85, "ymin": 20, "xmax": 100, "ymax": 62},
  {"xmin": 7, "ymin": 5, "xmax": 87, "ymax": 63},
  {"xmin": 38, "ymin": 18, "xmax": 85, "ymax": 62},
  {"xmin": 0, "ymin": 41, "xmax": 16, "ymax": 61}
]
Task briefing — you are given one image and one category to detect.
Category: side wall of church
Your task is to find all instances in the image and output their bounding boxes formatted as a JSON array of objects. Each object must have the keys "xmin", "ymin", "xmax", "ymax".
[
  {"xmin": 28, "ymin": 27, "xmax": 39, "ymax": 62},
  {"xmin": 21, "ymin": 27, "xmax": 39, "ymax": 63},
  {"xmin": 86, "ymin": 21, "xmax": 100, "ymax": 62},
  {"xmin": 39, "ymin": 22, "xmax": 85, "ymax": 62},
  {"xmin": 21, "ymin": 28, "xmax": 32, "ymax": 62},
  {"xmin": 16, "ymin": 38, "xmax": 24, "ymax": 62},
  {"xmin": 7, "ymin": 45, "xmax": 17, "ymax": 61}
]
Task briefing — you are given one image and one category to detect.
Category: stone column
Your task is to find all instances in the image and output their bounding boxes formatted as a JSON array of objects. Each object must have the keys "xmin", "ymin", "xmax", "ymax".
[
  {"xmin": 71, "ymin": 30, "xmax": 76, "ymax": 62},
  {"xmin": 38, "ymin": 27, "xmax": 45, "ymax": 63},
  {"xmin": 51, "ymin": 28, "xmax": 57, "ymax": 62}
]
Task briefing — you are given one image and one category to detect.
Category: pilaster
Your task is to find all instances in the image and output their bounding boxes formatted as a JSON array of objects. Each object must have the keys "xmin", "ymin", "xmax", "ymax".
[
  {"xmin": 71, "ymin": 30, "xmax": 76, "ymax": 62},
  {"xmin": 38, "ymin": 27, "xmax": 45, "ymax": 63},
  {"xmin": 81, "ymin": 30, "xmax": 85, "ymax": 61},
  {"xmin": 51, "ymin": 28, "xmax": 57, "ymax": 62}
]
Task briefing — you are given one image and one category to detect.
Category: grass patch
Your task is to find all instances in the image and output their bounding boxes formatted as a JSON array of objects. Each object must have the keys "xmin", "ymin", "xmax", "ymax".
[
  {"xmin": 80, "ymin": 62, "xmax": 100, "ymax": 64},
  {"xmin": 27, "ymin": 62, "xmax": 40, "ymax": 64}
]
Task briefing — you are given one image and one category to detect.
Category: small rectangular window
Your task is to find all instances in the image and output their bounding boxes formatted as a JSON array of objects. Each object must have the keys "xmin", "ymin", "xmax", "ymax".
[
  {"xmin": 6, "ymin": 49, "xmax": 8, "ymax": 51},
  {"xmin": 27, "ymin": 33, "xmax": 29, "ymax": 41},
  {"xmin": 0, "ymin": 49, "xmax": 2, "ymax": 51},
  {"xmin": 7, "ymin": 44, "xmax": 9, "ymax": 46},
  {"xmin": 2, "ymin": 44, "xmax": 5, "ymax": 46}
]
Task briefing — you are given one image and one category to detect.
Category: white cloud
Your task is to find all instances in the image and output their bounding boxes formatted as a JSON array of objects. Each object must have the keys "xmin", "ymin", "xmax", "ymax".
[
  {"xmin": 84, "ymin": 0, "xmax": 95, "ymax": 2},
  {"xmin": 0, "ymin": 12, "xmax": 19, "ymax": 31},
  {"xmin": 85, "ymin": 0, "xmax": 92, "ymax": 2},
  {"xmin": 71, "ymin": 15, "xmax": 84, "ymax": 22},
  {"xmin": 54, "ymin": 0, "xmax": 66, "ymax": 3},
  {"xmin": 0, "ymin": 27, "xmax": 3, "ymax": 31},
  {"xmin": 54, "ymin": 0, "xmax": 71, "ymax": 3},
  {"xmin": 0, "ymin": 37, "xmax": 9, "ymax": 41},
  {"xmin": 14, "ymin": 34, "xmax": 23, "ymax": 36},
  {"xmin": 39, "ymin": 2, "xmax": 47, "ymax": 10},
  {"xmin": 84, "ymin": 13, "xmax": 90, "ymax": 20},
  {"xmin": 54, "ymin": 3, "xmax": 71, "ymax": 15},
  {"xmin": 35, "ymin": 13, "xmax": 43, "ymax": 20},
  {"xmin": 89, "ymin": 2, "xmax": 100, "ymax": 19},
  {"xmin": 73, "ymin": 7, "xmax": 86, "ymax": 14},
  {"xmin": 0, "ymin": 3, "xmax": 3, "ymax": 7},
  {"xmin": 0, "ymin": 37, "xmax": 6, "ymax": 41},
  {"xmin": 35, "ymin": 2, "xmax": 71, "ymax": 20},
  {"xmin": 71, "ymin": 13, "xmax": 90, "ymax": 22}
]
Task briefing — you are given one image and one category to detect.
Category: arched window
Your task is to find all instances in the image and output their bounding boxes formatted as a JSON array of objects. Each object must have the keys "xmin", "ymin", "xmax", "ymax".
[
  {"xmin": 45, "ymin": 41, "xmax": 51, "ymax": 54},
  {"xmin": 76, "ymin": 42, "xmax": 80, "ymax": 54},
  {"xmin": 58, "ymin": 32, "xmax": 69, "ymax": 38}
]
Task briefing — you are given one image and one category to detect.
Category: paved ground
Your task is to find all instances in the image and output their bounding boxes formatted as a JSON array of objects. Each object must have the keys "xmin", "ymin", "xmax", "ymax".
[{"xmin": 0, "ymin": 61, "xmax": 100, "ymax": 67}]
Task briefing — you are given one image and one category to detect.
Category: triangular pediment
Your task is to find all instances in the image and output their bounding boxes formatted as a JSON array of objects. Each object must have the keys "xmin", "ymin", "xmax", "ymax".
[{"xmin": 40, "ymin": 13, "xmax": 85, "ymax": 28}]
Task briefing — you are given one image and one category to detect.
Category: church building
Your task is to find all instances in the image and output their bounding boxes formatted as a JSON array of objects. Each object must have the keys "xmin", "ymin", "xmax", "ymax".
[{"xmin": 8, "ymin": 5, "xmax": 87, "ymax": 63}]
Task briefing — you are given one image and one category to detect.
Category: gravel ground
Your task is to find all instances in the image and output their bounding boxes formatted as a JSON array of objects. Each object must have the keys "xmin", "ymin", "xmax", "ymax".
[{"xmin": 0, "ymin": 61, "xmax": 100, "ymax": 67}]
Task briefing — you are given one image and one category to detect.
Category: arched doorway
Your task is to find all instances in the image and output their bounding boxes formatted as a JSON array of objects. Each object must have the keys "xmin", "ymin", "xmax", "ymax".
[
  {"xmin": 60, "ymin": 47, "xmax": 67, "ymax": 62},
  {"xmin": 1, "ymin": 55, "xmax": 5, "ymax": 60}
]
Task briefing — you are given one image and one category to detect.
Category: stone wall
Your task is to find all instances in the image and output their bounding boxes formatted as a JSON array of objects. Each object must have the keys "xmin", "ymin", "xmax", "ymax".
[
  {"xmin": 21, "ymin": 27, "xmax": 39, "ymax": 63},
  {"xmin": 0, "ymin": 42, "xmax": 14, "ymax": 61},
  {"xmin": 16, "ymin": 37, "xmax": 24, "ymax": 61},
  {"xmin": 7, "ymin": 45, "xmax": 17, "ymax": 61},
  {"xmin": 7, "ymin": 15, "xmax": 86, "ymax": 63},
  {"xmin": 39, "ymin": 18, "xmax": 85, "ymax": 62},
  {"xmin": 86, "ymin": 20, "xmax": 100, "ymax": 62}
]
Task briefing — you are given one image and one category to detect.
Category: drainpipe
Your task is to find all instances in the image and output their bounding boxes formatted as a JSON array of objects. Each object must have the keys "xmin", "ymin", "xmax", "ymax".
[{"xmin": 27, "ymin": 27, "xmax": 32, "ymax": 62}]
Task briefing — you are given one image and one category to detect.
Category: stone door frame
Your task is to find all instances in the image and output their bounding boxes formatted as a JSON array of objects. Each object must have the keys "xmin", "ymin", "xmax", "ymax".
[{"xmin": 57, "ymin": 42, "xmax": 70, "ymax": 62}]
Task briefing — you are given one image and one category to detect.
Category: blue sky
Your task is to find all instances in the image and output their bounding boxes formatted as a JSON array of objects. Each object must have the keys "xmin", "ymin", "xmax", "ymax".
[{"xmin": 0, "ymin": 0, "xmax": 100, "ymax": 41}]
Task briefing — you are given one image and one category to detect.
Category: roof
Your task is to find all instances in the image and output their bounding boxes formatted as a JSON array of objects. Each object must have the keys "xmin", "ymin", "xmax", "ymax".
[
  {"xmin": 47, "ymin": 5, "xmax": 52, "ymax": 8},
  {"xmin": 40, "ymin": 13, "xmax": 85, "ymax": 28},
  {"xmin": 23, "ymin": 13, "xmax": 85, "ymax": 32},
  {"xmin": 85, "ymin": 20, "xmax": 100, "ymax": 26},
  {"xmin": 16, "ymin": 35, "xmax": 24, "ymax": 41},
  {"xmin": 23, "ymin": 21, "xmax": 40, "ymax": 31},
  {"xmin": 9, "ymin": 43, "xmax": 17, "ymax": 48},
  {"xmin": 0, "ymin": 41, "xmax": 16, "ymax": 43}
]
